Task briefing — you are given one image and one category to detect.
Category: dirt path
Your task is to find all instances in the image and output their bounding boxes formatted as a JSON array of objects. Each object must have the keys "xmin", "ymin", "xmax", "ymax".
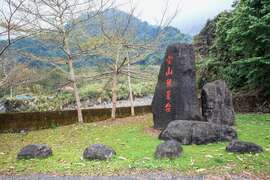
[
  {"xmin": 0, "ymin": 175, "xmax": 251, "ymax": 180},
  {"xmin": 0, "ymin": 175, "xmax": 203, "ymax": 180}
]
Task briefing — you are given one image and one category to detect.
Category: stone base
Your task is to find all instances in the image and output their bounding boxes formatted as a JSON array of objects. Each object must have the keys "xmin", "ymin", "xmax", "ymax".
[{"xmin": 159, "ymin": 120, "xmax": 237, "ymax": 145}]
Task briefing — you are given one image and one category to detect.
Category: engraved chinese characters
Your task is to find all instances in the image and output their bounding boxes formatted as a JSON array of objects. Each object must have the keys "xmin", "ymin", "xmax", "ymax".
[
  {"xmin": 152, "ymin": 43, "xmax": 203, "ymax": 129},
  {"xmin": 165, "ymin": 54, "xmax": 173, "ymax": 113}
]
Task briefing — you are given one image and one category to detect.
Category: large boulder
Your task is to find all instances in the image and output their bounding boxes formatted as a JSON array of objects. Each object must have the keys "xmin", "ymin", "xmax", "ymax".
[
  {"xmin": 159, "ymin": 120, "xmax": 237, "ymax": 145},
  {"xmin": 226, "ymin": 140, "xmax": 263, "ymax": 154},
  {"xmin": 155, "ymin": 140, "xmax": 183, "ymax": 159},
  {"xmin": 83, "ymin": 144, "xmax": 116, "ymax": 161},
  {"xmin": 17, "ymin": 144, "xmax": 52, "ymax": 160},
  {"xmin": 152, "ymin": 43, "xmax": 202, "ymax": 129},
  {"xmin": 201, "ymin": 80, "xmax": 235, "ymax": 126}
]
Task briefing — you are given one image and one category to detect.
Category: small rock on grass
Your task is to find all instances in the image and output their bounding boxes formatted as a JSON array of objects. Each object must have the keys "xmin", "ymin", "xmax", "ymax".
[
  {"xmin": 83, "ymin": 144, "xmax": 116, "ymax": 161},
  {"xmin": 155, "ymin": 140, "xmax": 182, "ymax": 159},
  {"xmin": 17, "ymin": 144, "xmax": 52, "ymax": 160},
  {"xmin": 226, "ymin": 140, "xmax": 263, "ymax": 154}
]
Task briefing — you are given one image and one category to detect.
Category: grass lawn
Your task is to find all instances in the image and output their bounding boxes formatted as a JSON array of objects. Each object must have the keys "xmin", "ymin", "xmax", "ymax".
[{"xmin": 0, "ymin": 114, "xmax": 270, "ymax": 177}]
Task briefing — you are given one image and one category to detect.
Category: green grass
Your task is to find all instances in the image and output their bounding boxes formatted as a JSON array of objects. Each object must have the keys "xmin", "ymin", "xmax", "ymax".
[{"xmin": 0, "ymin": 114, "xmax": 270, "ymax": 176}]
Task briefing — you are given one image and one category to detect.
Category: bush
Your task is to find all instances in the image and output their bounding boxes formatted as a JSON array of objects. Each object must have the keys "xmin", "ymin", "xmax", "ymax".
[
  {"xmin": 79, "ymin": 78, "xmax": 156, "ymax": 101},
  {"xmin": 195, "ymin": 0, "xmax": 270, "ymax": 96}
]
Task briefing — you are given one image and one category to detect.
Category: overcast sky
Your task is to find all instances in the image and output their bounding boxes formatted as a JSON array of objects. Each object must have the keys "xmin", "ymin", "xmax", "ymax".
[{"xmin": 116, "ymin": 0, "xmax": 235, "ymax": 35}]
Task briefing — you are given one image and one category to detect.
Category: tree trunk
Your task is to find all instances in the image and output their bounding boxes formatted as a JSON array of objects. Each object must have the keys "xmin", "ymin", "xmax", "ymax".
[
  {"xmin": 111, "ymin": 71, "xmax": 117, "ymax": 119},
  {"xmin": 127, "ymin": 51, "xmax": 135, "ymax": 116},
  {"xmin": 111, "ymin": 46, "xmax": 121, "ymax": 119},
  {"xmin": 67, "ymin": 58, "xmax": 83, "ymax": 123},
  {"xmin": 63, "ymin": 26, "xmax": 83, "ymax": 123}
]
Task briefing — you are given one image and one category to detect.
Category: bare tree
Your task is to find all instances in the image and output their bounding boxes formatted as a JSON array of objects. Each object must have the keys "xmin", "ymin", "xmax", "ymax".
[
  {"xmin": 79, "ymin": 0, "xmax": 179, "ymax": 119},
  {"xmin": 18, "ymin": 0, "xmax": 112, "ymax": 123},
  {"xmin": 0, "ymin": 0, "xmax": 32, "ymax": 87},
  {"xmin": 0, "ymin": 0, "xmax": 30, "ymax": 56},
  {"xmin": 0, "ymin": 52, "xmax": 43, "ymax": 96}
]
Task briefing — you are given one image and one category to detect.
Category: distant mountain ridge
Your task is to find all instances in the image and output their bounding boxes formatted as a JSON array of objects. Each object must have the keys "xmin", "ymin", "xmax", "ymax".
[{"xmin": 4, "ymin": 9, "xmax": 192, "ymax": 68}]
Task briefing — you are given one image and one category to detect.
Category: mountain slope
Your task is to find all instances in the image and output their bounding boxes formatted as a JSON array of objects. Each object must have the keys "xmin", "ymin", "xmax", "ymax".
[{"xmin": 4, "ymin": 9, "xmax": 192, "ymax": 67}]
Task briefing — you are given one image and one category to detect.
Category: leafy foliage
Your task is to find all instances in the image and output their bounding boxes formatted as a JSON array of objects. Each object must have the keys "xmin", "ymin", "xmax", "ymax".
[
  {"xmin": 195, "ymin": 0, "xmax": 270, "ymax": 95},
  {"xmin": 193, "ymin": 12, "xmax": 229, "ymax": 58}
]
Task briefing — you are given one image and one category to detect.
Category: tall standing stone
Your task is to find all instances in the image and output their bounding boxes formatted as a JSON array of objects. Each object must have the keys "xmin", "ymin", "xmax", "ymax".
[
  {"xmin": 152, "ymin": 43, "xmax": 202, "ymax": 129},
  {"xmin": 201, "ymin": 80, "xmax": 235, "ymax": 126}
]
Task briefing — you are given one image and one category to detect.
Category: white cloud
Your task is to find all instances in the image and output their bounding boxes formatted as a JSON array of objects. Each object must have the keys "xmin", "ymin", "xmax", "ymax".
[{"xmin": 115, "ymin": 0, "xmax": 235, "ymax": 35}]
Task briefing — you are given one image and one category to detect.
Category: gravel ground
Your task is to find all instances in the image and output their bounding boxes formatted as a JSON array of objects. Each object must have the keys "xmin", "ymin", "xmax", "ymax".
[
  {"xmin": 89, "ymin": 96, "xmax": 153, "ymax": 109},
  {"xmin": 63, "ymin": 96, "xmax": 153, "ymax": 110}
]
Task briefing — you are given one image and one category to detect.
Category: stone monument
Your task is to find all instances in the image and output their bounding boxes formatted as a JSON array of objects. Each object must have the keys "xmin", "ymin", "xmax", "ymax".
[{"xmin": 152, "ymin": 43, "xmax": 202, "ymax": 129}]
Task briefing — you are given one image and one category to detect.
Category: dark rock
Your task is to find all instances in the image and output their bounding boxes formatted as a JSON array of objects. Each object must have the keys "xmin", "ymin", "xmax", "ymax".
[
  {"xmin": 155, "ymin": 140, "xmax": 182, "ymax": 159},
  {"xmin": 159, "ymin": 121, "xmax": 193, "ymax": 144},
  {"xmin": 191, "ymin": 122, "xmax": 237, "ymax": 145},
  {"xmin": 152, "ymin": 43, "xmax": 202, "ymax": 129},
  {"xmin": 159, "ymin": 120, "xmax": 237, "ymax": 145},
  {"xmin": 226, "ymin": 140, "xmax": 263, "ymax": 154},
  {"xmin": 201, "ymin": 80, "xmax": 235, "ymax": 126},
  {"xmin": 83, "ymin": 144, "xmax": 116, "ymax": 161},
  {"xmin": 17, "ymin": 144, "xmax": 52, "ymax": 160}
]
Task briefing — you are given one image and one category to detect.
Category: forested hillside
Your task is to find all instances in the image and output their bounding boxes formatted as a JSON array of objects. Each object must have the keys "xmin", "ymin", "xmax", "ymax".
[
  {"xmin": 4, "ymin": 9, "xmax": 191, "ymax": 68},
  {"xmin": 194, "ymin": 0, "xmax": 270, "ymax": 96},
  {"xmin": 0, "ymin": 6, "xmax": 192, "ymax": 112}
]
